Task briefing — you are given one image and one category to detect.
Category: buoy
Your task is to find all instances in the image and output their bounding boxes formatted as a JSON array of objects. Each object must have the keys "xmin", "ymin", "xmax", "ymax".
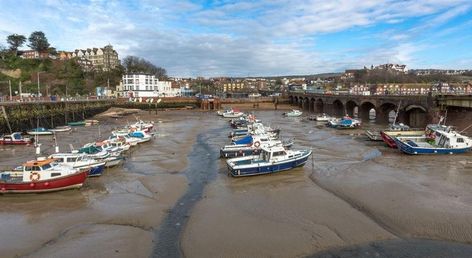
[
  {"xmin": 55, "ymin": 145, "xmax": 60, "ymax": 153},
  {"xmin": 35, "ymin": 145, "xmax": 41, "ymax": 155},
  {"xmin": 44, "ymin": 182, "xmax": 49, "ymax": 186},
  {"xmin": 1, "ymin": 187, "xmax": 6, "ymax": 191},
  {"xmin": 29, "ymin": 183, "xmax": 35, "ymax": 187}
]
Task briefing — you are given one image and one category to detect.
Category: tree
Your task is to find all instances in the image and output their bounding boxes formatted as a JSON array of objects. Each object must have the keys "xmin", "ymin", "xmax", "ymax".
[
  {"xmin": 0, "ymin": 43, "xmax": 8, "ymax": 60},
  {"xmin": 6, "ymin": 34, "xmax": 26, "ymax": 55},
  {"xmin": 122, "ymin": 55, "xmax": 167, "ymax": 79},
  {"xmin": 28, "ymin": 31, "xmax": 50, "ymax": 52}
]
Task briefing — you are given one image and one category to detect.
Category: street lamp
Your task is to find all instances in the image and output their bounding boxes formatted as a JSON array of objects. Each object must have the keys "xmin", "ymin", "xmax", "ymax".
[{"xmin": 37, "ymin": 71, "xmax": 45, "ymax": 100}]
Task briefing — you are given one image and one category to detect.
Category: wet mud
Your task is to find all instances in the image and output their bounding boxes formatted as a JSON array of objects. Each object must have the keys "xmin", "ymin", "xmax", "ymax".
[{"xmin": 1, "ymin": 106, "xmax": 472, "ymax": 257}]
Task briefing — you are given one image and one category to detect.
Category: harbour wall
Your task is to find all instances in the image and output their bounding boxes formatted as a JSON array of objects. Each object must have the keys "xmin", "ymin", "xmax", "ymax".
[{"xmin": 0, "ymin": 100, "xmax": 113, "ymax": 134}]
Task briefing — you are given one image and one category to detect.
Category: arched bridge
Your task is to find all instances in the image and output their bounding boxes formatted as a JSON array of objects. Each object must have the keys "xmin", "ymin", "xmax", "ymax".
[{"xmin": 288, "ymin": 93, "xmax": 437, "ymax": 127}]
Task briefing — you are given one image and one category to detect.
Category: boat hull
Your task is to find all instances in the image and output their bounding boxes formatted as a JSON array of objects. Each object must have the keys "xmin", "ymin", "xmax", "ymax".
[
  {"xmin": 0, "ymin": 171, "xmax": 87, "ymax": 194},
  {"xmin": 88, "ymin": 164, "xmax": 105, "ymax": 177},
  {"xmin": 0, "ymin": 140, "xmax": 32, "ymax": 145},
  {"xmin": 394, "ymin": 138, "xmax": 472, "ymax": 155}
]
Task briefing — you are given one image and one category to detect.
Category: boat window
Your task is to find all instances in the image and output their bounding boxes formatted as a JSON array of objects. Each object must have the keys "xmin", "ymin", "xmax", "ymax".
[
  {"xmin": 273, "ymin": 151, "xmax": 285, "ymax": 156},
  {"xmin": 438, "ymin": 136, "xmax": 446, "ymax": 147},
  {"xmin": 41, "ymin": 164, "xmax": 52, "ymax": 170},
  {"xmin": 67, "ymin": 157, "xmax": 77, "ymax": 162},
  {"xmin": 51, "ymin": 173, "xmax": 61, "ymax": 177},
  {"xmin": 457, "ymin": 138, "xmax": 464, "ymax": 143},
  {"xmin": 24, "ymin": 166, "xmax": 32, "ymax": 171},
  {"xmin": 32, "ymin": 166, "xmax": 41, "ymax": 171}
]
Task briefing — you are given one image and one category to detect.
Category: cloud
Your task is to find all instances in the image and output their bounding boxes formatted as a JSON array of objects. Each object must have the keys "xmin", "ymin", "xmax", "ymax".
[{"xmin": 0, "ymin": 0, "xmax": 470, "ymax": 76}]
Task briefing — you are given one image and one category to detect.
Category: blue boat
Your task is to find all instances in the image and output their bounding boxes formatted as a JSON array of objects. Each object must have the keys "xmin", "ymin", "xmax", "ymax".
[
  {"xmin": 226, "ymin": 145, "xmax": 312, "ymax": 177},
  {"xmin": 327, "ymin": 116, "xmax": 361, "ymax": 129},
  {"xmin": 394, "ymin": 127, "xmax": 472, "ymax": 155}
]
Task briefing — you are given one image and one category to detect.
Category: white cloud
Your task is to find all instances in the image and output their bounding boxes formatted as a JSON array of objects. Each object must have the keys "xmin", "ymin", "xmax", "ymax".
[{"xmin": 0, "ymin": 0, "xmax": 470, "ymax": 76}]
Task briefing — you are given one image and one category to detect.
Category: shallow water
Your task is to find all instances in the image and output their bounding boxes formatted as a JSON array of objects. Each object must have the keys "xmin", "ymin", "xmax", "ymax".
[{"xmin": 1, "ymin": 108, "xmax": 472, "ymax": 257}]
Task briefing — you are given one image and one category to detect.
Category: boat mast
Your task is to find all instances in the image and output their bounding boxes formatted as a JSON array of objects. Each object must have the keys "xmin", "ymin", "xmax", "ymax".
[{"xmin": 392, "ymin": 100, "xmax": 401, "ymax": 125}]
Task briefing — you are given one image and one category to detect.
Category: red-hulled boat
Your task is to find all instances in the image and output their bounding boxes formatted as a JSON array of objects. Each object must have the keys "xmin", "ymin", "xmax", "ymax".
[
  {"xmin": 0, "ymin": 158, "xmax": 88, "ymax": 194},
  {"xmin": 0, "ymin": 132, "xmax": 34, "ymax": 145}
]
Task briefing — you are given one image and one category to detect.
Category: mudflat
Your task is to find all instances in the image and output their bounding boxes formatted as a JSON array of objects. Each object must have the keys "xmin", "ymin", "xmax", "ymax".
[{"xmin": 1, "ymin": 106, "xmax": 472, "ymax": 257}]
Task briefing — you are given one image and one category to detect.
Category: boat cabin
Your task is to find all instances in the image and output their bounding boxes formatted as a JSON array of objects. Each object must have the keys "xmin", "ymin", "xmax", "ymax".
[
  {"xmin": 434, "ymin": 129, "xmax": 472, "ymax": 149},
  {"xmin": 259, "ymin": 146, "xmax": 288, "ymax": 162}
]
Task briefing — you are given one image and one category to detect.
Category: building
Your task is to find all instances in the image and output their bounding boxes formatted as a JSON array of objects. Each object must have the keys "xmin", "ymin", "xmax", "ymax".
[
  {"xmin": 58, "ymin": 51, "xmax": 73, "ymax": 60},
  {"xmin": 374, "ymin": 64, "xmax": 407, "ymax": 73},
  {"xmin": 120, "ymin": 74, "xmax": 177, "ymax": 98},
  {"xmin": 20, "ymin": 50, "xmax": 49, "ymax": 59},
  {"xmin": 72, "ymin": 44, "xmax": 119, "ymax": 71}
]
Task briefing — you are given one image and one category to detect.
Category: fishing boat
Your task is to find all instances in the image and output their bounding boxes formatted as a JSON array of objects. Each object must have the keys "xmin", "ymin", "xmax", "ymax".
[
  {"xmin": 108, "ymin": 134, "xmax": 140, "ymax": 146},
  {"xmin": 49, "ymin": 153, "xmax": 106, "ymax": 177},
  {"xmin": 223, "ymin": 110, "xmax": 245, "ymax": 118},
  {"xmin": 27, "ymin": 127, "xmax": 53, "ymax": 135},
  {"xmin": 103, "ymin": 156, "xmax": 124, "ymax": 168},
  {"xmin": 226, "ymin": 145, "xmax": 312, "ymax": 177},
  {"xmin": 0, "ymin": 158, "xmax": 88, "ymax": 193},
  {"xmin": 50, "ymin": 125, "xmax": 72, "ymax": 132},
  {"xmin": 129, "ymin": 130, "xmax": 152, "ymax": 143},
  {"xmin": 220, "ymin": 134, "xmax": 294, "ymax": 158},
  {"xmin": 130, "ymin": 120, "xmax": 154, "ymax": 133},
  {"xmin": 78, "ymin": 145, "xmax": 110, "ymax": 159},
  {"xmin": 68, "ymin": 121, "xmax": 86, "ymax": 126},
  {"xmin": 283, "ymin": 109, "xmax": 303, "ymax": 117},
  {"xmin": 327, "ymin": 116, "xmax": 361, "ymax": 129},
  {"xmin": 394, "ymin": 127, "xmax": 472, "ymax": 155},
  {"xmin": 366, "ymin": 123, "xmax": 411, "ymax": 142},
  {"xmin": 314, "ymin": 113, "xmax": 331, "ymax": 122},
  {"xmin": 0, "ymin": 132, "xmax": 34, "ymax": 145}
]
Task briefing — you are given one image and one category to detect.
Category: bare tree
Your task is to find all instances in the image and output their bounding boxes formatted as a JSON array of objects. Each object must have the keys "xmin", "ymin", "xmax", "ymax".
[{"xmin": 122, "ymin": 55, "xmax": 167, "ymax": 79}]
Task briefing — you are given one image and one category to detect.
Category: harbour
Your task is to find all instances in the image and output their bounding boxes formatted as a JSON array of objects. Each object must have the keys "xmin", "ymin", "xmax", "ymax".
[{"xmin": 1, "ymin": 104, "xmax": 472, "ymax": 257}]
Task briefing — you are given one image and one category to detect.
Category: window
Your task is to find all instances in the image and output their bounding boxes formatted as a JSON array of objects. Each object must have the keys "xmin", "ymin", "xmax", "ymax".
[
  {"xmin": 457, "ymin": 138, "xmax": 464, "ymax": 143},
  {"xmin": 67, "ymin": 157, "xmax": 77, "ymax": 162},
  {"xmin": 42, "ymin": 164, "xmax": 52, "ymax": 170}
]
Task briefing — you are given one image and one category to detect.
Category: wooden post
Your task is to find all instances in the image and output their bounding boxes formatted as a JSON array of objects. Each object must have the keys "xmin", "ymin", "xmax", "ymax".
[{"xmin": 1, "ymin": 106, "xmax": 12, "ymax": 134}]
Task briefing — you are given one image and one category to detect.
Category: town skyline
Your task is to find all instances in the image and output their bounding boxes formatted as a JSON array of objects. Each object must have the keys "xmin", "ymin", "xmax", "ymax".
[{"xmin": 1, "ymin": 0, "xmax": 471, "ymax": 77}]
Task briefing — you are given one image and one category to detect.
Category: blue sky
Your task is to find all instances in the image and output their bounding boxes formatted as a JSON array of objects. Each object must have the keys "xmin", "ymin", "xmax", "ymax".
[{"xmin": 1, "ymin": 0, "xmax": 471, "ymax": 77}]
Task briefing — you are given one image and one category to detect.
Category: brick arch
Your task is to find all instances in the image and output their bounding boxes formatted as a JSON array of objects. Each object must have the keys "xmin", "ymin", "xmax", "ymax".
[
  {"xmin": 378, "ymin": 102, "xmax": 398, "ymax": 124},
  {"xmin": 404, "ymin": 104, "xmax": 428, "ymax": 127},
  {"xmin": 346, "ymin": 100, "xmax": 359, "ymax": 117},
  {"xmin": 360, "ymin": 101, "xmax": 376, "ymax": 121},
  {"xmin": 315, "ymin": 98, "xmax": 324, "ymax": 113},
  {"xmin": 303, "ymin": 97, "xmax": 310, "ymax": 111},
  {"xmin": 332, "ymin": 99, "xmax": 345, "ymax": 117}
]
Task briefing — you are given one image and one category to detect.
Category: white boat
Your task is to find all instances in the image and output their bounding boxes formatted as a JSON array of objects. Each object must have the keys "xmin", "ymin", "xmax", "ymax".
[
  {"xmin": 314, "ymin": 113, "xmax": 331, "ymax": 122},
  {"xmin": 108, "ymin": 135, "xmax": 139, "ymax": 146},
  {"xmin": 226, "ymin": 145, "xmax": 312, "ymax": 177},
  {"xmin": 103, "ymin": 156, "xmax": 124, "ymax": 168},
  {"xmin": 49, "ymin": 153, "xmax": 106, "ymax": 177},
  {"xmin": 50, "ymin": 126, "xmax": 72, "ymax": 132},
  {"xmin": 395, "ymin": 127, "xmax": 472, "ymax": 155},
  {"xmin": 129, "ymin": 130, "xmax": 152, "ymax": 143},
  {"xmin": 27, "ymin": 127, "xmax": 53, "ymax": 135},
  {"xmin": 223, "ymin": 110, "xmax": 245, "ymax": 118},
  {"xmin": 284, "ymin": 109, "xmax": 303, "ymax": 117}
]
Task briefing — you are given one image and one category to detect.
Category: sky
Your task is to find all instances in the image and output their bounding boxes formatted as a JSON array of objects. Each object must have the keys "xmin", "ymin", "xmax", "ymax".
[{"xmin": 0, "ymin": 0, "xmax": 471, "ymax": 77}]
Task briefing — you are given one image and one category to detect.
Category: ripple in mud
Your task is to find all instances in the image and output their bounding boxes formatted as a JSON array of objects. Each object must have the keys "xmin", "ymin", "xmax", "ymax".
[{"xmin": 308, "ymin": 239, "xmax": 472, "ymax": 258}]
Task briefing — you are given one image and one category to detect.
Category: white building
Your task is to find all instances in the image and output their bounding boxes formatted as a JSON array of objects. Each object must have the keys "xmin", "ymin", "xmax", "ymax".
[{"xmin": 120, "ymin": 74, "xmax": 179, "ymax": 97}]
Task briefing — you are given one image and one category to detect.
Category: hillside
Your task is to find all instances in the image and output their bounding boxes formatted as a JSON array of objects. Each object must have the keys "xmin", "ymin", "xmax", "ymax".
[{"xmin": 0, "ymin": 55, "xmax": 123, "ymax": 97}]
